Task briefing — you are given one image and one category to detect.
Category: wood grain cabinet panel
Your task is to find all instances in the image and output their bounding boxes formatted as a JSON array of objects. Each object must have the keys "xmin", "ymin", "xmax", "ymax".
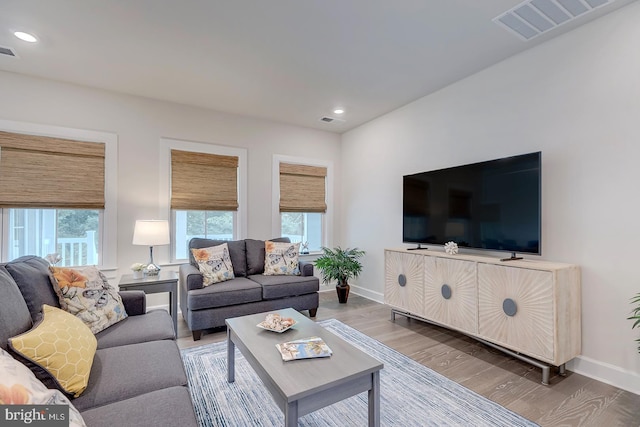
[
  {"xmin": 384, "ymin": 251, "xmax": 424, "ymax": 316},
  {"xmin": 424, "ymin": 257, "xmax": 477, "ymax": 334}
]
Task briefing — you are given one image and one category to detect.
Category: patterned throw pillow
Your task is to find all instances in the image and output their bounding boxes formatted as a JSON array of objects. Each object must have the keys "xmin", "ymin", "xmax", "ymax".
[
  {"xmin": 50, "ymin": 266, "xmax": 128, "ymax": 334},
  {"xmin": 8, "ymin": 305, "xmax": 97, "ymax": 398},
  {"xmin": 0, "ymin": 347, "xmax": 87, "ymax": 426},
  {"xmin": 191, "ymin": 243, "xmax": 235, "ymax": 286},
  {"xmin": 263, "ymin": 241, "xmax": 300, "ymax": 276}
]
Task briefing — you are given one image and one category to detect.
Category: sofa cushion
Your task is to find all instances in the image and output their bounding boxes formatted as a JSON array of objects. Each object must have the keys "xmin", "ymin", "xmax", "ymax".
[
  {"xmin": 245, "ymin": 237, "xmax": 290, "ymax": 275},
  {"xmin": 263, "ymin": 241, "xmax": 300, "ymax": 276},
  {"xmin": 50, "ymin": 266, "xmax": 128, "ymax": 334},
  {"xmin": 80, "ymin": 386, "xmax": 197, "ymax": 427},
  {"xmin": 72, "ymin": 340, "xmax": 188, "ymax": 411},
  {"xmin": 189, "ymin": 238, "xmax": 247, "ymax": 277},
  {"xmin": 0, "ymin": 266, "xmax": 32, "ymax": 351},
  {"xmin": 0, "ymin": 348, "xmax": 87, "ymax": 427},
  {"xmin": 187, "ymin": 277, "xmax": 262, "ymax": 310},
  {"xmin": 248, "ymin": 274, "xmax": 320, "ymax": 300},
  {"xmin": 8, "ymin": 305, "xmax": 97, "ymax": 398},
  {"xmin": 191, "ymin": 243, "xmax": 235, "ymax": 286},
  {"xmin": 95, "ymin": 310, "xmax": 175, "ymax": 349},
  {"xmin": 4, "ymin": 256, "xmax": 60, "ymax": 322}
]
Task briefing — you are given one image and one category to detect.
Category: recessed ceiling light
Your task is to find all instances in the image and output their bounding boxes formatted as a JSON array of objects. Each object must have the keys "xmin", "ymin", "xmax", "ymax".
[
  {"xmin": 333, "ymin": 109, "xmax": 345, "ymax": 115},
  {"xmin": 14, "ymin": 31, "xmax": 38, "ymax": 43}
]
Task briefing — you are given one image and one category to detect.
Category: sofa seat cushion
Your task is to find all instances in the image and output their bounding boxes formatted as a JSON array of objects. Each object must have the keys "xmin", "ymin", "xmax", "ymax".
[
  {"xmin": 4, "ymin": 256, "xmax": 60, "ymax": 322},
  {"xmin": 72, "ymin": 340, "xmax": 188, "ymax": 411},
  {"xmin": 189, "ymin": 238, "xmax": 247, "ymax": 277},
  {"xmin": 248, "ymin": 274, "xmax": 320, "ymax": 300},
  {"xmin": 95, "ymin": 310, "xmax": 175, "ymax": 349},
  {"xmin": 0, "ymin": 267, "xmax": 32, "ymax": 351},
  {"xmin": 187, "ymin": 277, "xmax": 262, "ymax": 311},
  {"xmin": 80, "ymin": 386, "xmax": 198, "ymax": 427}
]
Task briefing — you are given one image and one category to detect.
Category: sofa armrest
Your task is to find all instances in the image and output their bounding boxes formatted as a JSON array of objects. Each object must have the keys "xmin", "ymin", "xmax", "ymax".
[
  {"xmin": 119, "ymin": 290, "xmax": 146, "ymax": 316},
  {"xmin": 299, "ymin": 260, "xmax": 315, "ymax": 277},
  {"xmin": 179, "ymin": 263, "xmax": 204, "ymax": 291}
]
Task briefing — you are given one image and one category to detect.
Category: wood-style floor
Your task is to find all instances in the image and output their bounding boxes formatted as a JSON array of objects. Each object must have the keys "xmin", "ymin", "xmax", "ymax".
[{"xmin": 176, "ymin": 292, "xmax": 640, "ymax": 427}]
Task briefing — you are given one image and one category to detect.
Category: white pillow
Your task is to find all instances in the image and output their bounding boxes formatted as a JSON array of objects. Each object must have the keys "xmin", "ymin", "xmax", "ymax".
[
  {"xmin": 191, "ymin": 243, "xmax": 235, "ymax": 286},
  {"xmin": 264, "ymin": 241, "xmax": 300, "ymax": 276}
]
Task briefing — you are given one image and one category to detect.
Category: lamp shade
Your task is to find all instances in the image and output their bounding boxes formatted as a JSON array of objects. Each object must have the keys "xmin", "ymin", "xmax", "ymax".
[{"xmin": 132, "ymin": 220, "xmax": 170, "ymax": 246}]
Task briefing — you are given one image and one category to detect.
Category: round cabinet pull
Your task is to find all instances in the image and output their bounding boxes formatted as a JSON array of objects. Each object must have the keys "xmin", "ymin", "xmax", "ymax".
[
  {"xmin": 441, "ymin": 284, "xmax": 452, "ymax": 300},
  {"xmin": 503, "ymin": 298, "xmax": 518, "ymax": 317},
  {"xmin": 398, "ymin": 274, "xmax": 407, "ymax": 287}
]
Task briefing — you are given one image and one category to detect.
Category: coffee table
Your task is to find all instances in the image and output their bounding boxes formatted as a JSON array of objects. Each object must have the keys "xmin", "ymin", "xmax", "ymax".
[{"xmin": 226, "ymin": 308, "xmax": 383, "ymax": 426}]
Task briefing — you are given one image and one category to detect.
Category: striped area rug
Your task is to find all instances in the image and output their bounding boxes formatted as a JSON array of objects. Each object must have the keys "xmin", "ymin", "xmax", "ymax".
[{"xmin": 181, "ymin": 319, "xmax": 539, "ymax": 427}]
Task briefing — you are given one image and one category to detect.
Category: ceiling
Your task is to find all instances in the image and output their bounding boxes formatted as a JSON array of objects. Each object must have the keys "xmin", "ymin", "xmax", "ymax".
[{"xmin": 0, "ymin": 0, "xmax": 635, "ymax": 133}]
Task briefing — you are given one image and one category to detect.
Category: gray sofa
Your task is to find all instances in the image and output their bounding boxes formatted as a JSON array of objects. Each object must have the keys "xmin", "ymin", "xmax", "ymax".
[
  {"xmin": 179, "ymin": 237, "xmax": 320, "ymax": 340},
  {"xmin": 0, "ymin": 256, "xmax": 198, "ymax": 427}
]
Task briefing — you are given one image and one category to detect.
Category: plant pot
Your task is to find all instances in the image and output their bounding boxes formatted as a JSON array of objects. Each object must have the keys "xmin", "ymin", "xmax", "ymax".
[
  {"xmin": 132, "ymin": 270, "xmax": 144, "ymax": 279},
  {"xmin": 336, "ymin": 283, "xmax": 350, "ymax": 304}
]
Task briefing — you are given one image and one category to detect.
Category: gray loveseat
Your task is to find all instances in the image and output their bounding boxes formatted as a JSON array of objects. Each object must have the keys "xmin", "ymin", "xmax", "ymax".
[
  {"xmin": 179, "ymin": 237, "xmax": 320, "ymax": 340},
  {"xmin": 0, "ymin": 256, "xmax": 198, "ymax": 427}
]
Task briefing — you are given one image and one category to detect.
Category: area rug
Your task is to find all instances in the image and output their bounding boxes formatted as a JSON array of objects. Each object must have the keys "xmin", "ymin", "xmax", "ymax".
[{"xmin": 181, "ymin": 319, "xmax": 539, "ymax": 427}]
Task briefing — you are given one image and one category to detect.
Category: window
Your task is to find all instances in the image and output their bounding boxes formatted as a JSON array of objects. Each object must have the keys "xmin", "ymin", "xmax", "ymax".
[
  {"xmin": 0, "ymin": 128, "xmax": 114, "ymax": 267},
  {"xmin": 273, "ymin": 157, "xmax": 331, "ymax": 253},
  {"xmin": 161, "ymin": 139, "xmax": 247, "ymax": 262}
]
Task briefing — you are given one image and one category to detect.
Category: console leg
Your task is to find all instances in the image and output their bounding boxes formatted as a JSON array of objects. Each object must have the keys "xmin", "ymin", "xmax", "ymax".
[
  {"xmin": 558, "ymin": 364, "xmax": 566, "ymax": 377},
  {"xmin": 390, "ymin": 310, "xmax": 396, "ymax": 321},
  {"xmin": 541, "ymin": 366, "xmax": 550, "ymax": 385},
  {"xmin": 309, "ymin": 308, "xmax": 318, "ymax": 317},
  {"xmin": 192, "ymin": 330, "xmax": 203, "ymax": 341}
]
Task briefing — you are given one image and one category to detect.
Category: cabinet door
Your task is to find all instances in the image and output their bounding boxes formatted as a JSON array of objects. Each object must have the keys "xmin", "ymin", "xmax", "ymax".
[
  {"xmin": 478, "ymin": 264, "xmax": 554, "ymax": 362},
  {"xmin": 424, "ymin": 257, "xmax": 477, "ymax": 334},
  {"xmin": 384, "ymin": 251, "xmax": 424, "ymax": 316}
]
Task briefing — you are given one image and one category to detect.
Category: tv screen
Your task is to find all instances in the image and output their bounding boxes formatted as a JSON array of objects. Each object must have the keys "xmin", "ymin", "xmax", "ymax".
[{"xmin": 403, "ymin": 152, "xmax": 541, "ymax": 255}]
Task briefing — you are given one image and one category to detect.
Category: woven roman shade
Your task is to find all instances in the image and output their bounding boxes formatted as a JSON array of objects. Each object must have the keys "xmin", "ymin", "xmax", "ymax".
[
  {"xmin": 171, "ymin": 149, "xmax": 239, "ymax": 211},
  {"xmin": 0, "ymin": 131, "xmax": 105, "ymax": 209},
  {"xmin": 279, "ymin": 163, "xmax": 327, "ymax": 213}
]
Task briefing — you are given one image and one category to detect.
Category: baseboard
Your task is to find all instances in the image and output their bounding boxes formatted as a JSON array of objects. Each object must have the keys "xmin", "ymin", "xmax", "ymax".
[
  {"xmin": 349, "ymin": 284, "xmax": 384, "ymax": 303},
  {"xmin": 568, "ymin": 355, "xmax": 640, "ymax": 395}
]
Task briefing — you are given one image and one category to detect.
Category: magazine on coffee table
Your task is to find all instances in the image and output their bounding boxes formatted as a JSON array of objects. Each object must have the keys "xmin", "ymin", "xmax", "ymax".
[{"xmin": 276, "ymin": 336, "xmax": 332, "ymax": 361}]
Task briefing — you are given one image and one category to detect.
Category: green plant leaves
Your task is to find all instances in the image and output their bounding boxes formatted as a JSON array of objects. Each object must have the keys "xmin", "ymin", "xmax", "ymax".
[{"xmin": 313, "ymin": 247, "xmax": 365, "ymax": 286}]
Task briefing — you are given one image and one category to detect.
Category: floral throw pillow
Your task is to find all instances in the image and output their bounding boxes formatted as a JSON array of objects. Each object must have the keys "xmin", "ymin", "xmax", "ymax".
[
  {"xmin": 0, "ymin": 347, "xmax": 87, "ymax": 427},
  {"xmin": 50, "ymin": 266, "xmax": 128, "ymax": 334},
  {"xmin": 264, "ymin": 241, "xmax": 300, "ymax": 276},
  {"xmin": 191, "ymin": 243, "xmax": 235, "ymax": 286}
]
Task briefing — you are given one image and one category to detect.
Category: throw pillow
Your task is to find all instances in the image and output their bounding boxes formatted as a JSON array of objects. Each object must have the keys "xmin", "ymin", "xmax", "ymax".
[
  {"xmin": 8, "ymin": 305, "xmax": 97, "ymax": 398},
  {"xmin": 263, "ymin": 241, "xmax": 301, "ymax": 276},
  {"xmin": 50, "ymin": 266, "xmax": 128, "ymax": 334},
  {"xmin": 191, "ymin": 243, "xmax": 235, "ymax": 286},
  {"xmin": 0, "ymin": 347, "xmax": 87, "ymax": 427}
]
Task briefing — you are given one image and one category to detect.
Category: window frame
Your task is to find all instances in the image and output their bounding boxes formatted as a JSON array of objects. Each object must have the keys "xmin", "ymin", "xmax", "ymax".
[
  {"xmin": 160, "ymin": 137, "xmax": 247, "ymax": 263},
  {"xmin": 272, "ymin": 155, "xmax": 333, "ymax": 253},
  {"xmin": 0, "ymin": 119, "xmax": 117, "ymax": 270}
]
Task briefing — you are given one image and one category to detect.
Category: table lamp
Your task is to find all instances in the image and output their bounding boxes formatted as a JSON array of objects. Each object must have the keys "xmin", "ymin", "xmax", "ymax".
[{"xmin": 132, "ymin": 220, "xmax": 170, "ymax": 276}]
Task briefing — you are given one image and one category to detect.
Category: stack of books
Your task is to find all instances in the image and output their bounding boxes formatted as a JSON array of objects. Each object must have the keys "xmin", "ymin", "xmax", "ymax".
[{"xmin": 275, "ymin": 336, "xmax": 332, "ymax": 361}]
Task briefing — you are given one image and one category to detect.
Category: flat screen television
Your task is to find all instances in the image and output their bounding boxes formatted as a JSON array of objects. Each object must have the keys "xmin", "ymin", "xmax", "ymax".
[{"xmin": 403, "ymin": 151, "xmax": 541, "ymax": 258}]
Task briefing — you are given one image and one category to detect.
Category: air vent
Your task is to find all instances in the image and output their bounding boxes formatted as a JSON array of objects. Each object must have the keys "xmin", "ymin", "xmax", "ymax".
[
  {"xmin": 494, "ymin": 0, "xmax": 615, "ymax": 41},
  {"xmin": 0, "ymin": 46, "xmax": 17, "ymax": 57},
  {"xmin": 319, "ymin": 116, "xmax": 345, "ymax": 124}
]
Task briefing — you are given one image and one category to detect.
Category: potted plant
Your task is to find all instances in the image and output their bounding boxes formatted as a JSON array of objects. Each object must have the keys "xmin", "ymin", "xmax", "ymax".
[
  {"xmin": 314, "ymin": 247, "xmax": 365, "ymax": 303},
  {"xmin": 131, "ymin": 262, "xmax": 147, "ymax": 279},
  {"xmin": 629, "ymin": 292, "xmax": 640, "ymax": 353}
]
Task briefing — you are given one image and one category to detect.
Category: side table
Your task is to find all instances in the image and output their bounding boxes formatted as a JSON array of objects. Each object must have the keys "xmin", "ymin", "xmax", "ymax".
[{"xmin": 118, "ymin": 270, "xmax": 178, "ymax": 333}]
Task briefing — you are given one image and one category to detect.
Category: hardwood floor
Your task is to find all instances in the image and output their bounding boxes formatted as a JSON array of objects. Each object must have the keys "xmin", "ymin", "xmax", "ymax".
[{"xmin": 176, "ymin": 292, "xmax": 640, "ymax": 427}]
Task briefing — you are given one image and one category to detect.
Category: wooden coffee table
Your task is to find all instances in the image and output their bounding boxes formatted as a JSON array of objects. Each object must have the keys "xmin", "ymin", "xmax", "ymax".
[{"xmin": 226, "ymin": 308, "xmax": 383, "ymax": 426}]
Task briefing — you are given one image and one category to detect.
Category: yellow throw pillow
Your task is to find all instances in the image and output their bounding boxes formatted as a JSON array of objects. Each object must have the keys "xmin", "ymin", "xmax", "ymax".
[{"xmin": 8, "ymin": 304, "xmax": 97, "ymax": 398}]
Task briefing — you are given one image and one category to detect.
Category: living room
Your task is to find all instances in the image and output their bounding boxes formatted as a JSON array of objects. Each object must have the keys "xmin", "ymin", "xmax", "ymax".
[{"xmin": 1, "ymin": 0, "xmax": 639, "ymax": 425}]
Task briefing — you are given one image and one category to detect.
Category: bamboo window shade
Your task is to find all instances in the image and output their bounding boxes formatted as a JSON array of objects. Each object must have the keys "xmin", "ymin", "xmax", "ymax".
[
  {"xmin": 0, "ymin": 131, "xmax": 105, "ymax": 209},
  {"xmin": 171, "ymin": 149, "xmax": 239, "ymax": 211},
  {"xmin": 279, "ymin": 163, "xmax": 327, "ymax": 213}
]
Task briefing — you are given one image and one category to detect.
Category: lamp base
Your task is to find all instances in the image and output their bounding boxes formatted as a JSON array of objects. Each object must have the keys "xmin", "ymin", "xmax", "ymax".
[{"xmin": 145, "ymin": 263, "xmax": 161, "ymax": 276}]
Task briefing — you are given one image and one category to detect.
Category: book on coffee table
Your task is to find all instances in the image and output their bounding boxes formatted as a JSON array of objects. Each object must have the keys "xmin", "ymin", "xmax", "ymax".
[{"xmin": 276, "ymin": 336, "xmax": 332, "ymax": 361}]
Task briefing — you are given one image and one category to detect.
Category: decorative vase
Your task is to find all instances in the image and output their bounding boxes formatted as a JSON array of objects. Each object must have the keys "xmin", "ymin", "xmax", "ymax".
[
  {"xmin": 132, "ymin": 270, "xmax": 144, "ymax": 279},
  {"xmin": 336, "ymin": 283, "xmax": 350, "ymax": 304}
]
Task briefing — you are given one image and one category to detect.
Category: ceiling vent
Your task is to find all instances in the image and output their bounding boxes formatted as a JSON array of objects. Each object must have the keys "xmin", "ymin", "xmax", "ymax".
[
  {"xmin": 0, "ymin": 45, "xmax": 17, "ymax": 57},
  {"xmin": 319, "ymin": 116, "xmax": 345, "ymax": 124},
  {"xmin": 494, "ymin": 0, "xmax": 615, "ymax": 41}
]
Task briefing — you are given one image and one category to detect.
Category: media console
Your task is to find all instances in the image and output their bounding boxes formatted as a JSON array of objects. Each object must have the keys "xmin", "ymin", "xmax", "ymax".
[{"xmin": 384, "ymin": 248, "xmax": 581, "ymax": 385}]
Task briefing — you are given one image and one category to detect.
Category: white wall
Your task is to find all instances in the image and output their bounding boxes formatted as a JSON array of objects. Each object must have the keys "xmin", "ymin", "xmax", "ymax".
[
  {"xmin": 0, "ymin": 70, "xmax": 341, "ymax": 302},
  {"xmin": 341, "ymin": 2, "xmax": 640, "ymax": 394}
]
